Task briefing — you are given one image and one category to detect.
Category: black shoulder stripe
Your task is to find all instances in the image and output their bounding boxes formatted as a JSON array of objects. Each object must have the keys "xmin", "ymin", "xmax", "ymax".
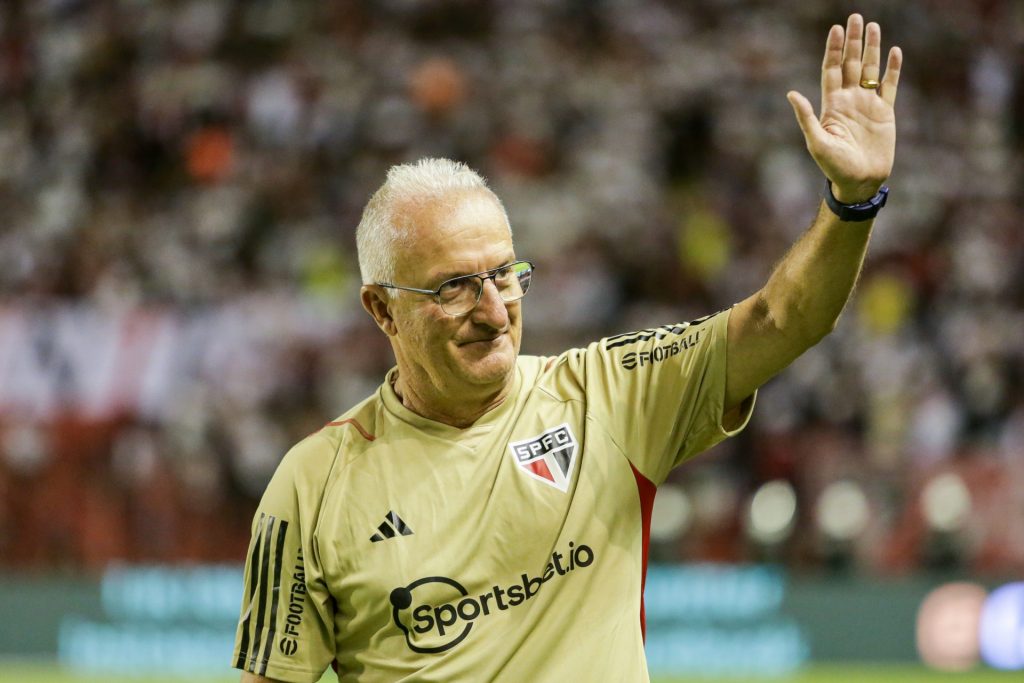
[
  {"xmin": 259, "ymin": 520, "xmax": 289, "ymax": 675},
  {"xmin": 604, "ymin": 324, "xmax": 688, "ymax": 350},
  {"xmin": 605, "ymin": 330, "xmax": 660, "ymax": 350},
  {"xmin": 687, "ymin": 312, "xmax": 717, "ymax": 326},
  {"xmin": 603, "ymin": 312, "xmax": 720, "ymax": 351},
  {"xmin": 605, "ymin": 326, "xmax": 660, "ymax": 343},
  {"xmin": 248, "ymin": 515, "xmax": 277, "ymax": 672},
  {"xmin": 236, "ymin": 513, "xmax": 266, "ymax": 670}
]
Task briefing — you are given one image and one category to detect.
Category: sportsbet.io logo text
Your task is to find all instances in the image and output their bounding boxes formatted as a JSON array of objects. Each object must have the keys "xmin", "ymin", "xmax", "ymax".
[{"xmin": 389, "ymin": 541, "xmax": 595, "ymax": 653}]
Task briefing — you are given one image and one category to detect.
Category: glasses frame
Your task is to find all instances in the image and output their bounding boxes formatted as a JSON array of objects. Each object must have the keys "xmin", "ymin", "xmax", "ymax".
[{"xmin": 376, "ymin": 260, "xmax": 535, "ymax": 316}]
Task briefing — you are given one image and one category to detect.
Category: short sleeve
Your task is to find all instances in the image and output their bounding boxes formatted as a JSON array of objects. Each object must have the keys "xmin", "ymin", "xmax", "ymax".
[
  {"xmin": 574, "ymin": 308, "xmax": 755, "ymax": 485},
  {"xmin": 232, "ymin": 435, "xmax": 337, "ymax": 682}
]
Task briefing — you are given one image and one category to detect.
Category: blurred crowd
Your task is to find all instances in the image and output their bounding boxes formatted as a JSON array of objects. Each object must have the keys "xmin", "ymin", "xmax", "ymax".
[{"xmin": 1, "ymin": 0, "xmax": 1023, "ymax": 576}]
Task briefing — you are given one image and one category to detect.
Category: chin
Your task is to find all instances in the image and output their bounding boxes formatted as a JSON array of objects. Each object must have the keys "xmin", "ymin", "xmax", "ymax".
[{"xmin": 459, "ymin": 350, "xmax": 516, "ymax": 386}]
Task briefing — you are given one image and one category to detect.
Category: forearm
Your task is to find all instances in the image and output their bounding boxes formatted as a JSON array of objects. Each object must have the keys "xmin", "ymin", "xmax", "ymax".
[
  {"xmin": 760, "ymin": 200, "xmax": 874, "ymax": 345},
  {"xmin": 725, "ymin": 198, "xmax": 875, "ymax": 409}
]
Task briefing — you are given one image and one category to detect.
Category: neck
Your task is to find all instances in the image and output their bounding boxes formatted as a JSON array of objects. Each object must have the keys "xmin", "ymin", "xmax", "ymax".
[{"xmin": 392, "ymin": 370, "xmax": 512, "ymax": 428}]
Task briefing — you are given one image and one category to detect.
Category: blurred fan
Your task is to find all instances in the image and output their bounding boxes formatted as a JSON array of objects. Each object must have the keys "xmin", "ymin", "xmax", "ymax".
[
  {"xmin": 915, "ymin": 582, "xmax": 987, "ymax": 671},
  {"xmin": 979, "ymin": 582, "xmax": 1024, "ymax": 670}
]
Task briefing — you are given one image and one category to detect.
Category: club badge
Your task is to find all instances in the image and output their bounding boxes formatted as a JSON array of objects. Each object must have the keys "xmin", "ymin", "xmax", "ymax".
[{"xmin": 508, "ymin": 424, "xmax": 578, "ymax": 492}]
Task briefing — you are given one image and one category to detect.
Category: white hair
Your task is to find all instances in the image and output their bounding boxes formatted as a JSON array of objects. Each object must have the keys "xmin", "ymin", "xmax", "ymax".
[{"xmin": 355, "ymin": 158, "xmax": 510, "ymax": 287}]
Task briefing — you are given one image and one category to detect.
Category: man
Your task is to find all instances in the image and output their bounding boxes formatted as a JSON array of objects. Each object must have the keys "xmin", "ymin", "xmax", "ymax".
[{"xmin": 234, "ymin": 14, "xmax": 901, "ymax": 682}]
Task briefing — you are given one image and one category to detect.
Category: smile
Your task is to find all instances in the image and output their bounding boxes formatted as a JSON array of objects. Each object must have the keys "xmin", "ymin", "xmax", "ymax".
[{"xmin": 459, "ymin": 334, "xmax": 505, "ymax": 346}]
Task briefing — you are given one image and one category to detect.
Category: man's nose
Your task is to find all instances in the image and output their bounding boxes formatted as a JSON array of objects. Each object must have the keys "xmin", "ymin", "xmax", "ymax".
[{"xmin": 471, "ymin": 278, "xmax": 509, "ymax": 327}]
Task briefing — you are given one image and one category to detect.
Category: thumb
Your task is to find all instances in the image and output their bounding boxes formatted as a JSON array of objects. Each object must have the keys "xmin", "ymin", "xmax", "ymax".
[{"xmin": 786, "ymin": 90, "xmax": 823, "ymax": 147}]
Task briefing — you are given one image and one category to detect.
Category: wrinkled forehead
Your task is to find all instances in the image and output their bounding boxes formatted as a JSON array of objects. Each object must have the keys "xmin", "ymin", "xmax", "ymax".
[{"xmin": 392, "ymin": 189, "xmax": 514, "ymax": 284}]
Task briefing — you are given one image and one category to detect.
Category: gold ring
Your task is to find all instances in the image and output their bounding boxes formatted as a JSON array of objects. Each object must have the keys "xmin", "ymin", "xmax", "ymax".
[{"xmin": 859, "ymin": 79, "xmax": 880, "ymax": 89}]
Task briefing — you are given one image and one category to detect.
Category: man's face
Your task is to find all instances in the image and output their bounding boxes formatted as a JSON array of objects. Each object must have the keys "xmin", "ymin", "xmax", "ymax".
[{"xmin": 387, "ymin": 189, "xmax": 522, "ymax": 394}]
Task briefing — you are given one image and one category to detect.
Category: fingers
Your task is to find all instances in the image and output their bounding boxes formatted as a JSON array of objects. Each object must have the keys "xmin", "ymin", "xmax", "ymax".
[
  {"xmin": 825, "ymin": 15, "xmax": 900, "ymax": 105},
  {"xmin": 841, "ymin": 14, "xmax": 865, "ymax": 88},
  {"xmin": 880, "ymin": 46, "xmax": 903, "ymax": 107},
  {"xmin": 821, "ymin": 24, "xmax": 844, "ymax": 97},
  {"xmin": 860, "ymin": 22, "xmax": 882, "ymax": 85},
  {"xmin": 787, "ymin": 91, "xmax": 823, "ymax": 148}
]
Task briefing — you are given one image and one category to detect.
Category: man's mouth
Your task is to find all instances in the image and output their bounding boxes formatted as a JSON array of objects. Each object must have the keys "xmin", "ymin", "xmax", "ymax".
[{"xmin": 459, "ymin": 333, "xmax": 505, "ymax": 346}]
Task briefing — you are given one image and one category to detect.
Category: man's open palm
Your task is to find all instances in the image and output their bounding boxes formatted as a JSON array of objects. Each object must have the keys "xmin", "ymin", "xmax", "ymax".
[{"xmin": 787, "ymin": 13, "xmax": 903, "ymax": 203}]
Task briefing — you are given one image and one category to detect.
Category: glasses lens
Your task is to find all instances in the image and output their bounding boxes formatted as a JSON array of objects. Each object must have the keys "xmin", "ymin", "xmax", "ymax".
[
  {"xmin": 497, "ymin": 262, "xmax": 532, "ymax": 302},
  {"xmin": 438, "ymin": 275, "xmax": 481, "ymax": 316},
  {"xmin": 437, "ymin": 262, "xmax": 534, "ymax": 315}
]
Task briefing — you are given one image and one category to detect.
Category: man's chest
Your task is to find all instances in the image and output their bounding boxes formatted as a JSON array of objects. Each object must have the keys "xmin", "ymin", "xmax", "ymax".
[{"xmin": 314, "ymin": 404, "xmax": 641, "ymax": 655}]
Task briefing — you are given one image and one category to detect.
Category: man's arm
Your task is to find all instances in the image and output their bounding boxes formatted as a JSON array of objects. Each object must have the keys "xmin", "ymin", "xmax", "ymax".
[{"xmin": 725, "ymin": 13, "xmax": 903, "ymax": 414}]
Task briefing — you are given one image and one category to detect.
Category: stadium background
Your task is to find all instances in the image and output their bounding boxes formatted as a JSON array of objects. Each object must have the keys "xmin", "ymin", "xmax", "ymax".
[{"xmin": 1, "ymin": 0, "xmax": 1023, "ymax": 680}]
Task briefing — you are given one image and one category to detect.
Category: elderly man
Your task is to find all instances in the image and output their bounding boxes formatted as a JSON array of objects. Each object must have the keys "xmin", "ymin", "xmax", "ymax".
[{"xmin": 234, "ymin": 14, "xmax": 901, "ymax": 682}]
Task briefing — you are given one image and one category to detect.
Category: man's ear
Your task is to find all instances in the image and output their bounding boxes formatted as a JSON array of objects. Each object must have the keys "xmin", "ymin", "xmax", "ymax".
[{"xmin": 361, "ymin": 285, "xmax": 399, "ymax": 336}]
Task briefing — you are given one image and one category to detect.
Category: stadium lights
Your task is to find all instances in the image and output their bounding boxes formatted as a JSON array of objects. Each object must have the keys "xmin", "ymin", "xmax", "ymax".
[
  {"xmin": 815, "ymin": 480, "xmax": 870, "ymax": 542},
  {"xmin": 814, "ymin": 480, "xmax": 871, "ymax": 571},
  {"xmin": 746, "ymin": 480, "xmax": 797, "ymax": 546},
  {"xmin": 649, "ymin": 483, "xmax": 693, "ymax": 543},
  {"xmin": 920, "ymin": 472, "xmax": 972, "ymax": 533}
]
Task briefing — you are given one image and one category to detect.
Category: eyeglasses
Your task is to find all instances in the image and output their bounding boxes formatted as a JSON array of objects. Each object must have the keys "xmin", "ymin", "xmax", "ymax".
[{"xmin": 377, "ymin": 260, "xmax": 534, "ymax": 316}]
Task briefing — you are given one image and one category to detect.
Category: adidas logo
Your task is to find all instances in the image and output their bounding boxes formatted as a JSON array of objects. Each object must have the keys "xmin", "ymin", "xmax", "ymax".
[{"xmin": 370, "ymin": 511, "xmax": 414, "ymax": 543}]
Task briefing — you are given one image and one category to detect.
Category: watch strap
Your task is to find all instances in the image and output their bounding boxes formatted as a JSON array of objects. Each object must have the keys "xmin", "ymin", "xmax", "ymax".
[{"xmin": 824, "ymin": 180, "xmax": 889, "ymax": 222}]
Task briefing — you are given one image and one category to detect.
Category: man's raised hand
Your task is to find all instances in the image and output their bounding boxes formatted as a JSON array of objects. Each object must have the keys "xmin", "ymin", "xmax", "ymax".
[{"xmin": 786, "ymin": 14, "xmax": 902, "ymax": 204}]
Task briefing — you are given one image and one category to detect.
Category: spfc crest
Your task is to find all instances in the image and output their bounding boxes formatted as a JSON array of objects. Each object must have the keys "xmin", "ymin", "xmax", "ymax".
[{"xmin": 508, "ymin": 424, "xmax": 578, "ymax": 492}]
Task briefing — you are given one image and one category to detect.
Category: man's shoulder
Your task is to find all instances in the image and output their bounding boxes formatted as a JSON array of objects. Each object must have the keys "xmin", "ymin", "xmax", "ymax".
[
  {"xmin": 280, "ymin": 390, "xmax": 384, "ymax": 478},
  {"xmin": 517, "ymin": 350, "xmax": 586, "ymax": 402},
  {"xmin": 312, "ymin": 390, "xmax": 383, "ymax": 451},
  {"xmin": 517, "ymin": 352, "xmax": 578, "ymax": 386},
  {"xmin": 516, "ymin": 311, "xmax": 728, "ymax": 398}
]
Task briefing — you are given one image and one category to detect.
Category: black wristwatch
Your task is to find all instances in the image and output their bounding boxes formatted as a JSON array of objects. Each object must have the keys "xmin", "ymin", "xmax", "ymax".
[{"xmin": 824, "ymin": 180, "xmax": 889, "ymax": 222}]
